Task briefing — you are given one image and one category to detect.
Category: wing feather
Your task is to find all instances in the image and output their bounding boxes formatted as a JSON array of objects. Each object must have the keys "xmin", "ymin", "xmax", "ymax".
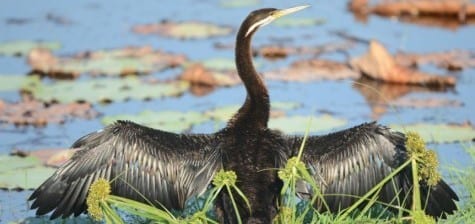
[
  {"xmin": 29, "ymin": 120, "xmax": 221, "ymax": 218},
  {"xmin": 285, "ymin": 122, "xmax": 458, "ymax": 218}
]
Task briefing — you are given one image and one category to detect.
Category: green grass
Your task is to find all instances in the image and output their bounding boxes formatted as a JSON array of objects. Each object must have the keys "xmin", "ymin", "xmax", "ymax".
[
  {"xmin": 439, "ymin": 143, "xmax": 475, "ymax": 224},
  {"xmin": 86, "ymin": 139, "xmax": 475, "ymax": 224}
]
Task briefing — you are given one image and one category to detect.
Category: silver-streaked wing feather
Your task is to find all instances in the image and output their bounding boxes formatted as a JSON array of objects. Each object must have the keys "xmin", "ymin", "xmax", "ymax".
[
  {"xmin": 29, "ymin": 120, "xmax": 221, "ymax": 219},
  {"xmin": 285, "ymin": 122, "xmax": 458, "ymax": 217}
]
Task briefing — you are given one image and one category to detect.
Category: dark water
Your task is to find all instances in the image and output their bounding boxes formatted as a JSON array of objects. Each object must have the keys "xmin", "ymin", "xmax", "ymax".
[{"xmin": 1, "ymin": 0, "xmax": 474, "ymax": 222}]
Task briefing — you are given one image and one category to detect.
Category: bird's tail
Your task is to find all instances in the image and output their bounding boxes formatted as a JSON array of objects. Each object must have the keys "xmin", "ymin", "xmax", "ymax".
[{"xmin": 421, "ymin": 179, "xmax": 459, "ymax": 219}]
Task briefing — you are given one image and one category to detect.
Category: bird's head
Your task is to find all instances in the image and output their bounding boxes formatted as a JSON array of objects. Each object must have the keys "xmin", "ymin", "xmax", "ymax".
[{"xmin": 243, "ymin": 5, "xmax": 310, "ymax": 37}]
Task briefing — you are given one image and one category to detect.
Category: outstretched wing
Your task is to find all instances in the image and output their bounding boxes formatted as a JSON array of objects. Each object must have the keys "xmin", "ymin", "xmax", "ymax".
[
  {"xmin": 285, "ymin": 122, "xmax": 458, "ymax": 218},
  {"xmin": 29, "ymin": 120, "xmax": 222, "ymax": 219}
]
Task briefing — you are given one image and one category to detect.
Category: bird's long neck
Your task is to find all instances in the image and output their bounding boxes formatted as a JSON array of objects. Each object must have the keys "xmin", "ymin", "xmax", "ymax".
[{"xmin": 228, "ymin": 26, "xmax": 270, "ymax": 130}]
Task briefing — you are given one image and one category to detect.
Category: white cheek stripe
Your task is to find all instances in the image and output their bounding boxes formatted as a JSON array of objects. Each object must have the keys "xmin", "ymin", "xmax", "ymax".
[{"xmin": 245, "ymin": 17, "xmax": 274, "ymax": 37}]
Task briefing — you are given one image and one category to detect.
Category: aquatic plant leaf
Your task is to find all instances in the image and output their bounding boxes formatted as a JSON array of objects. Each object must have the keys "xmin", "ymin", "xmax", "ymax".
[
  {"xmin": 258, "ymin": 41, "xmax": 355, "ymax": 59},
  {"xmin": 0, "ymin": 155, "xmax": 41, "ymax": 171},
  {"xmin": 201, "ymin": 57, "xmax": 262, "ymax": 70},
  {"xmin": 353, "ymin": 0, "xmax": 475, "ymax": 17},
  {"xmin": 202, "ymin": 58, "xmax": 236, "ymax": 71},
  {"xmin": 271, "ymin": 102, "xmax": 301, "ymax": 111},
  {"xmin": 389, "ymin": 97, "xmax": 463, "ymax": 108},
  {"xmin": 269, "ymin": 114, "xmax": 347, "ymax": 134},
  {"xmin": 220, "ymin": 0, "xmax": 259, "ymax": 8},
  {"xmin": 395, "ymin": 50, "xmax": 475, "ymax": 71},
  {"xmin": 22, "ymin": 77, "xmax": 190, "ymax": 103},
  {"xmin": 350, "ymin": 40, "xmax": 456, "ymax": 87},
  {"xmin": 273, "ymin": 17, "xmax": 325, "ymax": 27},
  {"xmin": 27, "ymin": 46, "xmax": 186, "ymax": 78},
  {"xmin": 179, "ymin": 64, "xmax": 240, "ymax": 87},
  {"xmin": 0, "ymin": 74, "xmax": 35, "ymax": 91},
  {"xmin": 349, "ymin": 0, "xmax": 475, "ymax": 29},
  {"xmin": 205, "ymin": 102, "xmax": 299, "ymax": 122},
  {"xmin": 353, "ymin": 77, "xmax": 457, "ymax": 120},
  {"xmin": 0, "ymin": 98, "xmax": 97, "ymax": 126},
  {"xmin": 0, "ymin": 155, "xmax": 56, "ymax": 190},
  {"xmin": 133, "ymin": 21, "xmax": 233, "ymax": 39},
  {"xmin": 266, "ymin": 59, "xmax": 359, "ymax": 81},
  {"xmin": 0, "ymin": 40, "xmax": 60, "ymax": 56},
  {"xmin": 205, "ymin": 105, "xmax": 240, "ymax": 122},
  {"xmin": 102, "ymin": 110, "xmax": 209, "ymax": 132},
  {"xmin": 390, "ymin": 123, "xmax": 475, "ymax": 144},
  {"xmin": 29, "ymin": 148, "xmax": 77, "ymax": 167}
]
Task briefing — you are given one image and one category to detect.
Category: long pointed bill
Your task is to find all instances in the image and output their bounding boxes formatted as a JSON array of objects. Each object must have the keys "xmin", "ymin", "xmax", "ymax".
[
  {"xmin": 245, "ymin": 5, "xmax": 310, "ymax": 37},
  {"xmin": 272, "ymin": 5, "xmax": 310, "ymax": 19}
]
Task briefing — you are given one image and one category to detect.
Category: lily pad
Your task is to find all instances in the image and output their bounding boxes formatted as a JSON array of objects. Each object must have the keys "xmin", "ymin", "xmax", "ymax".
[
  {"xmin": 390, "ymin": 123, "xmax": 475, "ymax": 144},
  {"xmin": 266, "ymin": 59, "xmax": 359, "ymax": 81},
  {"xmin": 258, "ymin": 41, "xmax": 355, "ymax": 59},
  {"xmin": 0, "ymin": 155, "xmax": 40, "ymax": 171},
  {"xmin": 204, "ymin": 102, "xmax": 301, "ymax": 122},
  {"xmin": 349, "ymin": 0, "xmax": 475, "ymax": 29},
  {"xmin": 272, "ymin": 101, "xmax": 301, "ymax": 111},
  {"xmin": 395, "ymin": 50, "xmax": 475, "ymax": 71},
  {"xmin": 29, "ymin": 148, "xmax": 76, "ymax": 168},
  {"xmin": 202, "ymin": 58, "xmax": 236, "ymax": 71},
  {"xmin": 179, "ymin": 63, "xmax": 241, "ymax": 87},
  {"xmin": 273, "ymin": 17, "xmax": 325, "ymax": 27},
  {"xmin": 220, "ymin": 0, "xmax": 259, "ymax": 8},
  {"xmin": 350, "ymin": 40, "xmax": 456, "ymax": 87},
  {"xmin": 0, "ymin": 40, "xmax": 61, "ymax": 56},
  {"xmin": 352, "ymin": 77, "xmax": 452, "ymax": 120},
  {"xmin": 389, "ymin": 97, "xmax": 463, "ymax": 108},
  {"xmin": 28, "ymin": 46, "xmax": 186, "ymax": 78},
  {"xmin": 22, "ymin": 76, "xmax": 190, "ymax": 103},
  {"xmin": 0, "ymin": 155, "xmax": 56, "ymax": 190},
  {"xmin": 205, "ymin": 105, "xmax": 240, "ymax": 122},
  {"xmin": 0, "ymin": 98, "xmax": 98, "ymax": 126},
  {"xmin": 102, "ymin": 110, "xmax": 209, "ymax": 132},
  {"xmin": 0, "ymin": 74, "xmax": 34, "ymax": 91},
  {"xmin": 269, "ymin": 114, "xmax": 347, "ymax": 134},
  {"xmin": 132, "ymin": 21, "xmax": 233, "ymax": 39}
]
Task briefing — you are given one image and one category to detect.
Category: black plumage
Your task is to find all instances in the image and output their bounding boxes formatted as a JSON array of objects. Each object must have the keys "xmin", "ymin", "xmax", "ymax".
[{"xmin": 29, "ymin": 6, "xmax": 458, "ymax": 224}]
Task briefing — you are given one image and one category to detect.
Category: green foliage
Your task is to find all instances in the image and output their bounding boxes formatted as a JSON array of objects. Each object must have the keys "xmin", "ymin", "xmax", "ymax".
[
  {"xmin": 406, "ymin": 132, "xmax": 441, "ymax": 186},
  {"xmin": 89, "ymin": 170, "xmax": 245, "ymax": 224},
  {"xmin": 211, "ymin": 170, "xmax": 250, "ymax": 224},
  {"xmin": 86, "ymin": 178, "xmax": 112, "ymax": 221},
  {"xmin": 412, "ymin": 210, "xmax": 436, "ymax": 224},
  {"xmin": 441, "ymin": 144, "xmax": 475, "ymax": 224},
  {"xmin": 83, "ymin": 131, "xmax": 471, "ymax": 223},
  {"xmin": 0, "ymin": 40, "xmax": 61, "ymax": 56}
]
